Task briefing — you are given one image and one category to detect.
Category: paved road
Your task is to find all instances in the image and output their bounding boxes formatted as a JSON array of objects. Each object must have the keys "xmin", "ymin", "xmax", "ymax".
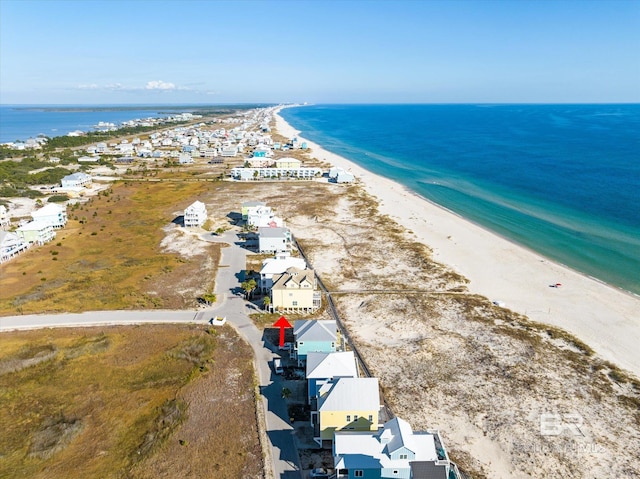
[{"xmin": 0, "ymin": 230, "xmax": 302, "ymax": 479}]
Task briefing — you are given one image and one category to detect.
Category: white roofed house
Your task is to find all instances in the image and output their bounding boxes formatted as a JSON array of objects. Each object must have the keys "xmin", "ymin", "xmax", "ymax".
[
  {"xmin": 61, "ymin": 172, "xmax": 92, "ymax": 188},
  {"xmin": 337, "ymin": 170, "xmax": 355, "ymax": 184},
  {"xmin": 0, "ymin": 231, "xmax": 29, "ymax": 263},
  {"xmin": 16, "ymin": 220, "xmax": 55, "ymax": 245},
  {"xmin": 246, "ymin": 204, "xmax": 274, "ymax": 227},
  {"xmin": 259, "ymin": 251, "xmax": 306, "ymax": 292},
  {"xmin": 306, "ymin": 351, "xmax": 358, "ymax": 405},
  {"xmin": 242, "ymin": 201, "xmax": 266, "ymax": 221},
  {"xmin": 31, "ymin": 203, "xmax": 67, "ymax": 229},
  {"xmin": 293, "ymin": 319, "xmax": 337, "ymax": 366},
  {"xmin": 333, "ymin": 417, "xmax": 458, "ymax": 479},
  {"xmin": 257, "ymin": 226, "xmax": 291, "ymax": 253},
  {"xmin": 183, "ymin": 201, "xmax": 207, "ymax": 228},
  {"xmin": 314, "ymin": 377, "xmax": 380, "ymax": 447}
]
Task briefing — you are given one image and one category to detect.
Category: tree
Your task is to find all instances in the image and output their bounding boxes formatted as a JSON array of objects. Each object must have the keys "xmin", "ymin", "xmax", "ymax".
[
  {"xmin": 202, "ymin": 293, "xmax": 216, "ymax": 306},
  {"xmin": 262, "ymin": 296, "xmax": 271, "ymax": 310},
  {"xmin": 241, "ymin": 278, "xmax": 257, "ymax": 299}
]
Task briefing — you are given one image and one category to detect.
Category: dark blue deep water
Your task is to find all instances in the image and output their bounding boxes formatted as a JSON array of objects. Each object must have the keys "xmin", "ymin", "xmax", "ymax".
[{"xmin": 280, "ymin": 104, "xmax": 640, "ymax": 295}]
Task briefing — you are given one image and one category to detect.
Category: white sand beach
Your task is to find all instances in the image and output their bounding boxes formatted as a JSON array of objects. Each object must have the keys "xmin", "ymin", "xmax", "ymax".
[{"xmin": 275, "ymin": 107, "xmax": 640, "ymax": 379}]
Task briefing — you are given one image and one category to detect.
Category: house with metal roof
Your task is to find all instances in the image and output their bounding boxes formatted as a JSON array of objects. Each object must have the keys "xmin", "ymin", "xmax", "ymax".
[
  {"xmin": 306, "ymin": 351, "xmax": 358, "ymax": 405},
  {"xmin": 0, "ymin": 231, "xmax": 29, "ymax": 263},
  {"xmin": 257, "ymin": 226, "xmax": 291, "ymax": 253},
  {"xmin": 333, "ymin": 417, "xmax": 457, "ymax": 479},
  {"xmin": 314, "ymin": 377, "xmax": 380, "ymax": 446},
  {"xmin": 260, "ymin": 252, "xmax": 307, "ymax": 292},
  {"xmin": 16, "ymin": 220, "xmax": 55, "ymax": 245},
  {"xmin": 61, "ymin": 172, "xmax": 92, "ymax": 188},
  {"xmin": 31, "ymin": 203, "xmax": 67, "ymax": 229},
  {"xmin": 293, "ymin": 319, "xmax": 337, "ymax": 365}
]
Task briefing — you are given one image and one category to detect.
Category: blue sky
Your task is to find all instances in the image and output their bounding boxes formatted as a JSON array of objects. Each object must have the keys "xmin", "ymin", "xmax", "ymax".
[{"xmin": 1, "ymin": 0, "xmax": 639, "ymax": 104}]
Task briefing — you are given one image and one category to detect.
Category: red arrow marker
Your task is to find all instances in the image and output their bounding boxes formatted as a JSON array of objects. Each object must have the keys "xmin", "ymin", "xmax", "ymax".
[{"xmin": 273, "ymin": 315, "xmax": 292, "ymax": 348}]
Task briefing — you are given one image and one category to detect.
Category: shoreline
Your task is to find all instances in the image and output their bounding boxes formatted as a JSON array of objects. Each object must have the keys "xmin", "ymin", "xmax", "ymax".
[{"xmin": 275, "ymin": 106, "xmax": 640, "ymax": 378}]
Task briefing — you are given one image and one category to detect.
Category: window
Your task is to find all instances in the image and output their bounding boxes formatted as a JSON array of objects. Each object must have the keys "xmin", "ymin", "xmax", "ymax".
[
  {"xmin": 354, "ymin": 415, "xmax": 358, "ymax": 421},
  {"xmin": 292, "ymin": 301, "xmax": 298, "ymax": 306},
  {"xmin": 368, "ymin": 415, "xmax": 373, "ymax": 423},
  {"xmin": 346, "ymin": 415, "xmax": 351, "ymax": 422},
  {"xmin": 399, "ymin": 454, "xmax": 408, "ymax": 459},
  {"xmin": 393, "ymin": 471, "xmax": 399, "ymax": 475},
  {"xmin": 355, "ymin": 471, "xmax": 364, "ymax": 478}
]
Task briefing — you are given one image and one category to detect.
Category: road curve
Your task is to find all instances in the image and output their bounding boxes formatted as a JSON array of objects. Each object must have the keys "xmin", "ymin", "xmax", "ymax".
[{"xmin": 0, "ymin": 230, "xmax": 302, "ymax": 479}]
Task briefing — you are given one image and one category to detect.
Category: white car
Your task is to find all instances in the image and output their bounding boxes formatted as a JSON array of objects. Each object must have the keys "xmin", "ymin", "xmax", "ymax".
[{"xmin": 209, "ymin": 316, "xmax": 227, "ymax": 326}]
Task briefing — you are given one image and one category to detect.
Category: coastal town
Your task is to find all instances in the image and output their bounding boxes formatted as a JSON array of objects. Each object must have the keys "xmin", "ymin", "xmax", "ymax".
[{"xmin": 1, "ymin": 105, "xmax": 639, "ymax": 479}]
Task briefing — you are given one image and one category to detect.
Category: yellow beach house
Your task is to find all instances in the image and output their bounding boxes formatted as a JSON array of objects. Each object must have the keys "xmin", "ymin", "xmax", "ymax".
[{"xmin": 313, "ymin": 377, "xmax": 380, "ymax": 446}]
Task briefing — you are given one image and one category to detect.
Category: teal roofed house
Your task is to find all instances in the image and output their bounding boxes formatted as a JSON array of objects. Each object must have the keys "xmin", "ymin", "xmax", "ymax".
[{"xmin": 293, "ymin": 320, "xmax": 338, "ymax": 366}]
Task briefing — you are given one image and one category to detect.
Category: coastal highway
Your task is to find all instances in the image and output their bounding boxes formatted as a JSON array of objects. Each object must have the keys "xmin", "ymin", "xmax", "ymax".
[{"xmin": 0, "ymin": 230, "xmax": 302, "ymax": 479}]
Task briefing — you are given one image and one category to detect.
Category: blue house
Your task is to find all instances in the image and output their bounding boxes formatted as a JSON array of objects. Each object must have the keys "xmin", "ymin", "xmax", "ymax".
[
  {"xmin": 334, "ymin": 417, "xmax": 458, "ymax": 479},
  {"xmin": 293, "ymin": 320, "xmax": 338, "ymax": 366}
]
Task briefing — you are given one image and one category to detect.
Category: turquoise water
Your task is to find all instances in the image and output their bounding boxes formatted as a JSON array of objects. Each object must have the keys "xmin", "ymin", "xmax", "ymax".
[{"xmin": 280, "ymin": 104, "xmax": 640, "ymax": 295}]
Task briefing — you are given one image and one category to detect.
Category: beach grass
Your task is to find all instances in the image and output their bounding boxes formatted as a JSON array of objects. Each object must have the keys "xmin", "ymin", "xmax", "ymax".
[
  {"xmin": 0, "ymin": 324, "xmax": 262, "ymax": 479},
  {"xmin": 0, "ymin": 181, "xmax": 221, "ymax": 315}
]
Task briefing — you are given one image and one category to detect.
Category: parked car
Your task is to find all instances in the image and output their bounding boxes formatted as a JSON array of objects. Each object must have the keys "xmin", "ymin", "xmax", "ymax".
[
  {"xmin": 310, "ymin": 468, "xmax": 329, "ymax": 478},
  {"xmin": 273, "ymin": 358, "xmax": 283, "ymax": 375}
]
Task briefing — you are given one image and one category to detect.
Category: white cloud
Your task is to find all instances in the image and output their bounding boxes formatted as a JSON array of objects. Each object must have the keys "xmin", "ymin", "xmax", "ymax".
[
  {"xmin": 145, "ymin": 80, "xmax": 176, "ymax": 90},
  {"xmin": 77, "ymin": 83, "xmax": 99, "ymax": 90}
]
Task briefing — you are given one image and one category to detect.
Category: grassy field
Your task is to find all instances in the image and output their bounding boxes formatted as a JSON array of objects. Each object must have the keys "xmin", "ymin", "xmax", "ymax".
[
  {"xmin": 0, "ymin": 323, "xmax": 262, "ymax": 479},
  {"xmin": 0, "ymin": 181, "xmax": 221, "ymax": 315}
]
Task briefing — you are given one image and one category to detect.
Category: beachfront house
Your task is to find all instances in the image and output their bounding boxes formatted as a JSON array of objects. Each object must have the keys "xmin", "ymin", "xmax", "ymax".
[
  {"xmin": 306, "ymin": 351, "xmax": 358, "ymax": 405},
  {"xmin": 31, "ymin": 203, "xmax": 67, "ymax": 229},
  {"xmin": 247, "ymin": 204, "xmax": 274, "ymax": 226},
  {"xmin": 61, "ymin": 172, "xmax": 92, "ymax": 188},
  {"xmin": 330, "ymin": 167, "xmax": 355, "ymax": 184},
  {"xmin": 16, "ymin": 220, "xmax": 55, "ymax": 245},
  {"xmin": 337, "ymin": 170, "xmax": 355, "ymax": 184},
  {"xmin": 293, "ymin": 319, "xmax": 337, "ymax": 366},
  {"xmin": 257, "ymin": 226, "xmax": 291, "ymax": 253},
  {"xmin": 314, "ymin": 377, "xmax": 380, "ymax": 446},
  {"xmin": 184, "ymin": 201, "xmax": 207, "ymax": 228},
  {"xmin": 0, "ymin": 231, "xmax": 29, "ymax": 263},
  {"xmin": 333, "ymin": 417, "xmax": 456, "ymax": 479},
  {"xmin": 259, "ymin": 252, "xmax": 307, "ymax": 292},
  {"xmin": 242, "ymin": 201, "xmax": 266, "ymax": 221},
  {"xmin": 271, "ymin": 267, "xmax": 321, "ymax": 315}
]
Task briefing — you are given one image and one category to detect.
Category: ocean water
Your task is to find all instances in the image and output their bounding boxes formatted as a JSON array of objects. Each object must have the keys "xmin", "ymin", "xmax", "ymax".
[
  {"xmin": 280, "ymin": 104, "xmax": 640, "ymax": 296},
  {"xmin": 0, "ymin": 105, "xmax": 184, "ymax": 143}
]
